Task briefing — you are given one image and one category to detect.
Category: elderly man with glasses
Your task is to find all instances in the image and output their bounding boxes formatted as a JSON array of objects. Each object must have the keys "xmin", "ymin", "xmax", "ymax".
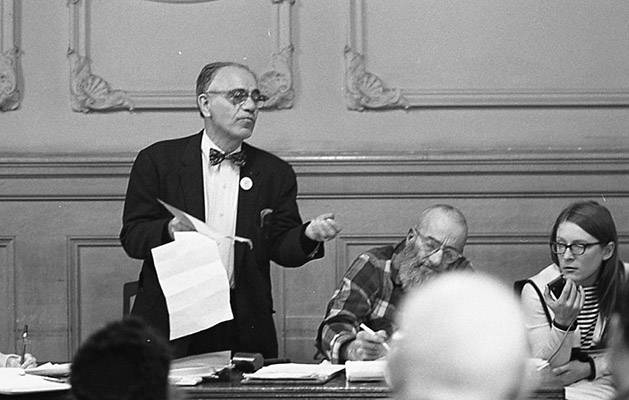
[
  {"xmin": 120, "ymin": 61, "xmax": 340, "ymax": 359},
  {"xmin": 316, "ymin": 204, "xmax": 471, "ymax": 363}
]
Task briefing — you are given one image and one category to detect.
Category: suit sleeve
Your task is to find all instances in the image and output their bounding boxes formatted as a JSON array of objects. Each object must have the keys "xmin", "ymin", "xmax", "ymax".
[
  {"xmin": 120, "ymin": 149, "xmax": 172, "ymax": 260},
  {"xmin": 268, "ymin": 164, "xmax": 323, "ymax": 267}
]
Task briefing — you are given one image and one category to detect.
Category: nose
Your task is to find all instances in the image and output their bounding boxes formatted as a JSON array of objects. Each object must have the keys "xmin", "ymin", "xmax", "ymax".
[
  {"xmin": 427, "ymin": 247, "xmax": 444, "ymax": 267},
  {"xmin": 241, "ymin": 93, "xmax": 257, "ymax": 111},
  {"xmin": 562, "ymin": 247, "xmax": 575, "ymax": 260}
]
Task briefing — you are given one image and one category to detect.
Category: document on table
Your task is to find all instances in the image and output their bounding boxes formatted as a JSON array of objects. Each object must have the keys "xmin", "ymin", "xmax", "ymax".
[
  {"xmin": 0, "ymin": 368, "xmax": 70, "ymax": 394},
  {"xmin": 345, "ymin": 360, "xmax": 387, "ymax": 382},
  {"xmin": 169, "ymin": 351, "xmax": 232, "ymax": 386},
  {"xmin": 152, "ymin": 231, "xmax": 233, "ymax": 340},
  {"xmin": 242, "ymin": 361, "xmax": 345, "ymax": 381},
  {"xmin": 24, "ymin": 362, "xmax": 71, "ymax": 377}
]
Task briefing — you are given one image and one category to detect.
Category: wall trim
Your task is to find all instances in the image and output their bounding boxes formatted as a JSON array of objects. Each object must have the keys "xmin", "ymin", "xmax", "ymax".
[
  {"xmin": 67, "ymin": 0, "xmax": 295, "ymax": 112},
  {"xmin": 66, "ymin": 236, "xmax": 122, "ymax": 357},
  {"xmin": 0, "ymin": 237, "xmax": 15, "ymax": 353},
  {"xmin": 0, "ymin": 0, "xmax": 20, "ymax": 111},
  {"xmin": 345, "ymin": 0, "xmax": 629, "ymax": 110},
  {"xmin": 0, "ymin": 151, "xmax": 627, "ymax": 200}
]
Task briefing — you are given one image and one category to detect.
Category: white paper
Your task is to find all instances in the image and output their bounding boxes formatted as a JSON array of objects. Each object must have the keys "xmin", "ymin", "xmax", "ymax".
[
  {"xmin": 345, "ymin": 360, "xmax": 387, "ymax": 382},
  {"xmin": 242, "ymin": 361, "xmax": 345, "ymax": 380},
  {"xmin": 0, "ymin": 368, "xmax": 70, "ymax": 394},
  {"xmin": 24, "ymin": 362, "xmax": 71, "ymax": 377},
  {"xmin": 152, "ymin": 232, "xmax": 233, "ymax": 340},
  {"xmin": 158, "ymin": 199, "xmax": 252, "ymax": 249}
]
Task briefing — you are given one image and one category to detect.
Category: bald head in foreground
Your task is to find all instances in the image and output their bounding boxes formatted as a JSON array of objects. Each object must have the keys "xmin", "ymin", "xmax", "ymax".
[{"xmin": 388, "ymin": 272, "xmax": 530, "ymax": 400}]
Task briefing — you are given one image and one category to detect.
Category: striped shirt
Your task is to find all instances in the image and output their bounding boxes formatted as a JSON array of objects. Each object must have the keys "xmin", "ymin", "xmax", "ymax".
[{"xmin": 577, "ymin": 284, "xmax": 599, "ymax": 350}]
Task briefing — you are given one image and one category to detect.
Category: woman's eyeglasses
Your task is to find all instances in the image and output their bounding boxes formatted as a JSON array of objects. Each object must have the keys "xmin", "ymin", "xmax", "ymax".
[
  {"xmin": 550, "ymin": 241, "xmax": 601, "ymax": 256},
  {"xmin": 205, "ymin": 88, "xmax": 268, "ymax": 106}
]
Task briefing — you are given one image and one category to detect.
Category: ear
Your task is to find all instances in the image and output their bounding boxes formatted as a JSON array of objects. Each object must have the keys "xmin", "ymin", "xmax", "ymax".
[
  {"xmin": 602, "ymin": 241, "xmax": 615, "ymax": 261},
  {"xmin": 405, "ymin": 228, "xmax": 417, "ymax": 246},
  {"xmin": 197, "ymin": 93, "xmax": 211, "ymax": 118}
]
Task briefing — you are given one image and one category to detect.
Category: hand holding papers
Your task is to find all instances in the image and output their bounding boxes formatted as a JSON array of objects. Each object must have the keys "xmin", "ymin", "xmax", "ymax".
[{"xmin": 158, "ymin": 199, "xmax": 252, "ymax": 249}]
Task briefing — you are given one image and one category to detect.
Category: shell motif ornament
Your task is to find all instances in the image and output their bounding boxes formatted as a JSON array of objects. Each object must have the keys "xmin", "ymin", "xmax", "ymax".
[
  {"xmin": 344, "ymin": 46, "xmax": 408, "ymax": 111},
  {"xmin": 0, "ymin": 47, "xmax": 20, "ymax": 112},
  {"xmin": 259, "ymin": 45, "xmax": 294, "ymax": 110},
  {"xmin": 67, "ymin": 48, "xmax": 133, "ymax": 112}
]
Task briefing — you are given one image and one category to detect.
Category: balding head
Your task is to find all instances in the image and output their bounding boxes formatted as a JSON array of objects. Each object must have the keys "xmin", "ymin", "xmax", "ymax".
[{"xmin": 387, "ymin": 272, "xmax": 529, "ymax": 400}]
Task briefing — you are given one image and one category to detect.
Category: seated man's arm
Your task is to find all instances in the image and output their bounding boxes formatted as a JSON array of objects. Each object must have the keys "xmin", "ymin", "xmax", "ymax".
[
  {"xmin": 120, "ymin": 150, "xmax": 172, "ymax": 260},
  {"xmin": 317, "ymin": 253, "xmax": 386, "ymax": 363}
]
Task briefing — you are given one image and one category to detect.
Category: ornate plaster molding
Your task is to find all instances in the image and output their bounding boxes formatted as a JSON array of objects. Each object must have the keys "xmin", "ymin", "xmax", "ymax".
[
  {"xmin": 0, "ymin": 47, "xmax": 19, "ymax": 111},
  {"xmin": 260, "ymin": 45, "xmax": 294, "ymax": 109},
  {"xmin": 0, "ymin": 0, "xmax": 20, "ymax": 111},
  {"xmin": 345, "ymin": 0, "xmax": 629, "ymax": 109},
  {"xmin": 344, "ymin": 46, "xmax": 408, "ymax": 111},
  {"xmin": 67, "ymin": 0, "xmax": 296, "ymax": 111},
  {"xmin": 67, "ymin": 49, "xmax": 133, "ymax": 112}
]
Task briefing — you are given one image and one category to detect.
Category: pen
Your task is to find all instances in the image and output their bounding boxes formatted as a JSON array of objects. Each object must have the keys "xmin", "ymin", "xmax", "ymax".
[
  {"xmin": 359, "ymin": 323, "xmax": 391, "ymax": 351},
  {"xmin": 20, "ymin": 324, "xmax": 28, "ymax": 365}
]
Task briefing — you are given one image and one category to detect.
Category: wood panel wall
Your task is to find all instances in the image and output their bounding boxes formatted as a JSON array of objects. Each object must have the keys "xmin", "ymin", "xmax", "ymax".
[{"xmin": 1, "ymin": 151, "xmax": 627, "ymax": 363}]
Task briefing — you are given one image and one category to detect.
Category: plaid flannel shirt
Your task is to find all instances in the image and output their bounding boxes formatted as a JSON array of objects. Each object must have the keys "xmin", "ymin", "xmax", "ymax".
[{"xmin": 316, "ymin": 244, "xmax": 404, "ymax": 363}]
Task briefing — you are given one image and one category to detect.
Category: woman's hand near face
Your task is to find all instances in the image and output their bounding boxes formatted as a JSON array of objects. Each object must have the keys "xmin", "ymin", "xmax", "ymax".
[{"xmin": 543, "ymin": 278, "xmax": 584, "ymax": 327}]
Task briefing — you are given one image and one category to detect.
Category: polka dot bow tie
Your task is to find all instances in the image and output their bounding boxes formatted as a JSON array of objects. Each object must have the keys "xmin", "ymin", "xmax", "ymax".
[{"xmin": 209, "ymin": 148, "xmax": 247, "ymax": 167}]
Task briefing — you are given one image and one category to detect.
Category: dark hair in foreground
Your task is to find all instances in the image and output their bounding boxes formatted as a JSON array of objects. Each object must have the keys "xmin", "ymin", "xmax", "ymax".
[
  {"xmin": 70, "ymin": 317, "xmax": 172, "ymax": 400},
  {"xmin": 550, "ymin": 200, "xmax": 625, "ymax": 324},
  {"xmin": 619, "ymin": 278, "xmax": 629, "ymax": 346}
]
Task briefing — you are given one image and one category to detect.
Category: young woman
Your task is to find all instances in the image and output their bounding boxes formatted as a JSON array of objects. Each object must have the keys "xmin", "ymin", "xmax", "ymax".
[{"xmin": 521, "ymin": 201, "xmax": 628, "ymax": 400}]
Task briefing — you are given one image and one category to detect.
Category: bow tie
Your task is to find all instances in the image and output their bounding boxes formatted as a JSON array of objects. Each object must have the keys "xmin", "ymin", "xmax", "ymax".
[{"xmin": 209, "ymin": 148, "xmax": 247, "ymax": 167}]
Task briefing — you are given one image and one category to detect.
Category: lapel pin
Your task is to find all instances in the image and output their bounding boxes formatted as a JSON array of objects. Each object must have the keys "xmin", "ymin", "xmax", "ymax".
[{"xmin": 240, "ymin": 177, "xmax": 253, "ymax": 191}]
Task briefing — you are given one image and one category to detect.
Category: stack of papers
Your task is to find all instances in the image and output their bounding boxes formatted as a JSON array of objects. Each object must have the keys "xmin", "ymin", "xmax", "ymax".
[
  {"xmin": 169, "ymin": 351, "xmax": 231, "ymax": 386},
  {"xmin": 24, "ymin": 362, "xmax": 71, "ymax": 378},
  {"xmin": 345, "ymin": 360, "xmax": 387, "ymax": 382},
  {"xmin": 242, "ymin": 362, "xmax": 345, "ymax": 384},
  {"xmin": 0, "ymin": 368, "xmax": 70, "ymax": 394}
]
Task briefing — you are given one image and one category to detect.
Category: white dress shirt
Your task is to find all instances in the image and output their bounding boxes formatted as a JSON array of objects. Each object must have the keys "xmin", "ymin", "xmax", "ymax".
[{"xmin": 201, "ymin": 132, "xmax": 240, "ymax": 288}]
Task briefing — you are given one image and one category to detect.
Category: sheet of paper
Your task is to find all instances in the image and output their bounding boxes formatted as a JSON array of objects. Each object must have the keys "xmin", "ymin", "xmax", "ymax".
[
  {"xmin": 152, "ymin": 232, "xmax": 233, "ymax": 340},
  {"xmin": 24, "ymin": 362, "xmax": 71, "ymax": 377},
  {"xmin": 242, "ymin": 362, "xmax": 345, "ymax": 380},
  {"xmin": 168, "ymin": 351, "xmax": 232, "ymax": 386},
  {"xmin": 345, "ymin": 360, "xmax": 387, "ymax": 382},
  {"xmin": 158, "ymin": 199, "xmax": 252, "ymax": 249},
  {"xmin": 0, "ymin": 368, "xmax": 70, "ymax": 394}
]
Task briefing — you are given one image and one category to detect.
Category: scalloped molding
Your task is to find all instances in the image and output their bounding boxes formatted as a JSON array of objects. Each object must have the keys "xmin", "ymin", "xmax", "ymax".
[
  {"xmin": 67, "ymin": 0, "xmax": 295, "ymax": 112},
  {"xmin": 0, "ymin": 0, "xmax": 20, "ymax": 111},
  {"xmin": 345, "ymin": 0, "xmax": 629, "ymax": 109}
]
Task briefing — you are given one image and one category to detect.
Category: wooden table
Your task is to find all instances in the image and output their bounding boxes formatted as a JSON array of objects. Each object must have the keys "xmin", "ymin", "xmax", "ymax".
[
  {"xmin": 180, "ymin": 370, "xmax": 564, "ymax": 400},
  {"xmin": 0, "ymin": 370, "xmax": 564, "ymax": 400}
]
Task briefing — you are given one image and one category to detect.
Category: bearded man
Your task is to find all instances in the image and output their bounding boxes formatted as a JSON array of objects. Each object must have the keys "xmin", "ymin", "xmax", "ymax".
[{"xmin": 315, "ymin": 204, "xmax": 471, "ymax": 363}]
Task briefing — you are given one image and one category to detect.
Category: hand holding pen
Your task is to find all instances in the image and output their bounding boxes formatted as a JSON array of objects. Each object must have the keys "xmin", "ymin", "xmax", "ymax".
[
  {"xmin": 18, "ymin": 324, "xmax": 36, "ymax": 369},
  {"xmin": 343, "ymin": 323, "xmax": 390, "ymax": 361}
]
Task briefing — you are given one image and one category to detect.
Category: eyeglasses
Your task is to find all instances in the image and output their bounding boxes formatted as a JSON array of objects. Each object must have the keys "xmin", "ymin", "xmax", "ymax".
[
  {"xmin": 414, "ymin": 229, "xmax": 463, "ymax": 265},
  {"xmin": 205, "ymin": 88, "xmax": 268, "ymax": 106},
  {"xmin": 550, "ymin": 241, "xmax": 601, "ymax": 256}
]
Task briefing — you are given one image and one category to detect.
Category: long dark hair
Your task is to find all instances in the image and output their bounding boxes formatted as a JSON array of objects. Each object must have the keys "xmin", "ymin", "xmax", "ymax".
[{"xmin": 550, "ymin": 200, "xmax": 625, "ymax": 322}]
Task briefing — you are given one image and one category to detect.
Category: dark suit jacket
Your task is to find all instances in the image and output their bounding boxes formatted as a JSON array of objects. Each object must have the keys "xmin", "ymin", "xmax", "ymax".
[{"xmin": 120, "ymin": 131, "xmax": 323, "ymax": 357}]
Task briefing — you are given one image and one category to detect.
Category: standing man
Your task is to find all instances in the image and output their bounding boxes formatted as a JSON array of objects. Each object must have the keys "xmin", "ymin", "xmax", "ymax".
[
  {"xmin": 316, "ymin": 204, "xmax": 471, "ymax": 363},
  {"xmin": 120, "ymin": 62, "xmax": 340, "ymax": 358}
]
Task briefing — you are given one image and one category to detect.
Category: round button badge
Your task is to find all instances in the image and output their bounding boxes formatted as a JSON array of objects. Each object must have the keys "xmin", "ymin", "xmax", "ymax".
[{"xmin": 240, "ymin": 177, "xmax": 253, "ymax": 191}]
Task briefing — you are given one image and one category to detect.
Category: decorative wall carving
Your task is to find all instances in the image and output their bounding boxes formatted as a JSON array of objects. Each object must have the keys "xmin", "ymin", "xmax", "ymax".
[
  {"xmin": 0, "ymin": 0, "xmax": 20, "ymax": 111},
  {"xmin": 67, "ymin": 0, "xmax": 296, "ymax": 111},
  {"xmin": 345, "ymin": 0, "xmax": 629, "ymax": 109}
]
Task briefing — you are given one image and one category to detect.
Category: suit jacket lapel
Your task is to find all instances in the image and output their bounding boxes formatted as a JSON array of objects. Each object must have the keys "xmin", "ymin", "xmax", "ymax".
[{"xmin": 179, "ymin": 131, "xmax": 205, "ymax": 221}]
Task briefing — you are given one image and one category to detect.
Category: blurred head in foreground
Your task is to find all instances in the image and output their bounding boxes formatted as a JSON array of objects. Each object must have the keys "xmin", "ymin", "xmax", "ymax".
[
  {"xmin": 611, "ymin": 279, "xmax": 629, "ymax": 397},
  {"xmin": 71, "ymin": 317, "xmax": 172, "ymax": 400},
  {"xmin": 388, "ymin": 272, "xmax": 530, "ymax": 400}
]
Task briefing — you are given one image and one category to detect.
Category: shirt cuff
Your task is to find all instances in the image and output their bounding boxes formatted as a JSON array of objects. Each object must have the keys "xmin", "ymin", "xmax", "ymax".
[
  {"xmin": 300, "ymin": 222, "xmax": 320, "ymax": 257},
  {"xmin": 329, "ymin": 332, "xmax": 356, "ymax": 364}
]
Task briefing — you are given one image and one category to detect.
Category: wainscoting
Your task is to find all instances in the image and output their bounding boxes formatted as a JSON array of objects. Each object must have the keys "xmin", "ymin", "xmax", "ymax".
[{"xmin": 1, "ymin": 151, "xmax": 627, "ymax": 362}]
